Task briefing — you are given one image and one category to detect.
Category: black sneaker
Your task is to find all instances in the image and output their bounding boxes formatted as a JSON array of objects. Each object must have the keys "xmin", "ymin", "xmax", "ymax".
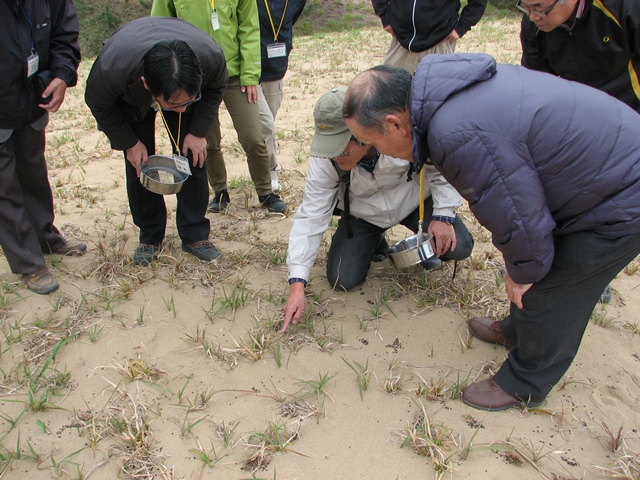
[
  {"xmin": 208, "ymin": 190, "xmax": 230, "ymax": 213},
  {"xmin": 258, "ymin": 193, "xmax": 286, "ymax": 213},
  {"xmin": 133, "ymin": 243, "xmax": 160, "ymax": 265},
  {"xmin": 182, "ymin": 240, "xmax": 222, "ymax": 261},
  {"xmin": 372, "ymin": 236, "xmax": 390, "ymax": 262}
]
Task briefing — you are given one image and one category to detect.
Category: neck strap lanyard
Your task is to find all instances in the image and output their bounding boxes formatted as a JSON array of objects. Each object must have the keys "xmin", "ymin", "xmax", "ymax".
[
  {"xmin": 263, "ymin": 0, "xmax": 289, "ymax": 42},
  {"xmin": 157, "ymin": 106, "xmax": 182, "ymax": 153}
]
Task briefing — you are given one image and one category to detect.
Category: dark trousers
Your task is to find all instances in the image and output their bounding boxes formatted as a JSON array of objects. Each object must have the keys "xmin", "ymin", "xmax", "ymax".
[
  {"xmin": 0, "ymin": 121, "xmax": 66, "ymax": 274},
  {"xmin": 326, "ymin": 196, "xmax": 475, "ymax": 290},
  {"xmin": 125, "ymin": 109, "xmax": 210, "ymax": 245},
  {"xmin": 495, "ymin": 230, "xmax": 640, "ymax": 402}
]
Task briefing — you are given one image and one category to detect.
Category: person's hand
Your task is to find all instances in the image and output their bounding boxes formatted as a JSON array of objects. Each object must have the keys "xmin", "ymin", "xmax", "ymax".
[
  {"xmin": 241, "ymin": 85, "xmax": 258, "ymax": 103},
  {"xmin": 384, "ymin": 25, "xmax": 395, "ymax": 37},
  {"xmin": 446, "ymin": 29, "xmax": 460, "ymax": 43},
  {"xmin": 182, "ymin": 133, "xmax": 207, "ymax": 167},
  {"xmin": 281, "ymin": 282, "xmax": 306, "ymax": 332},
  {"xmin": 504, "ymin": 271, "xmax": 532, "ymax": 309},
  {"xmin": 126, "ymin": 141, "xmax": 148, "ymax": 177},
  {"xmin": 427, "ymin": 220, "xmax": 457, "ymax": 257},
  {"xmin": 40, "ymin": 77, "xmax": 68, "ymax": 113}
]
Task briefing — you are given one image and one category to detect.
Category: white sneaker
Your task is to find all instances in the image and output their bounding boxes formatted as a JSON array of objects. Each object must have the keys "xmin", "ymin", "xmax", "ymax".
[{"xmin": 271, "ymin": 170, "xmax": 281, "ymax": 191}]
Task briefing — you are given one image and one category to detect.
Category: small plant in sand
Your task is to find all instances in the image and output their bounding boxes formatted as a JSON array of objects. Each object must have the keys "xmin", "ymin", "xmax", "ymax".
[
  {"xmin": 591, "ymin": 304, "xmax": 618, "ymax": 328},
  {"xmin": 383, "ymin": 361, "xmax": 404, "ymax": 395},
  {"xmin": 341, "ymin": 356, "xmax": 371, "ymax": 401},
  {"xmin": 598, "ymin": 421, "xmax": 625, "ymax": 453},
  {"xmin": 295, "ymin": 371, "xmax": 336, "ymax": 402},
  {"xmin": 111, "ymin": 356, "xmax": 164, "ymax": 382},
  {"xmin": 395, "ymin": 403, "xmax": 457, "ymax": 479},
  {"xmin": 243, "ymin": 421, "xmax": 301, "ymax": 474},
  {"xmin": 190, "ymin": 439, "xmax": 227, "ymax": 470}
]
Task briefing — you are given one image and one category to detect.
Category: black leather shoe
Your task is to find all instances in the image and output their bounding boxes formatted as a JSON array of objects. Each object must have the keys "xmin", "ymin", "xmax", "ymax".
[
  {"xmin": 467, "ymin": 317, "xmax": 513, "ymax": 347},
  {"xmin": 259, "ymin": 193, "xmax": 286, "ymax": 213},
  {"xmin": 208, "ymin": 190, "xmax": 230, "ymax": 213},
  {"xmin": 462, "ymin": 377, "xmax": 543, "ymax": 411}
]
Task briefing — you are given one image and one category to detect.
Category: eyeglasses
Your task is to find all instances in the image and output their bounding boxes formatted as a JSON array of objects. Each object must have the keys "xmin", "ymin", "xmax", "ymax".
[
  {"xmin": 515, "ymin": 0, "xmax": 559, "ymax": 17},
  {"xmin": 156, "ymin": 92, "xmax": 201, "ymax": 111},
  {"xmin": 336, "ymin": 137, "xmax": 366, "ymax": 158}
]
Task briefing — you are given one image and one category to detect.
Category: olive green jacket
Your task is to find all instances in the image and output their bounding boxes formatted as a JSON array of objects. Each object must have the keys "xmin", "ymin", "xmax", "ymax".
[{"xmin": 151, "ymin": 0, "xmax": 261, "ymax": 85}]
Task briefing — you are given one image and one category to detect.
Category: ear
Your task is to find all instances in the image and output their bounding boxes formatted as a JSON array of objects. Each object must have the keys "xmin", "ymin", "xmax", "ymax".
[
  {"xmin": 383, "ymin": 111, "xmax": 411, "ymax": 136},
  {"xmin": 141, "ymin": 76, "xmax": 149, "ymax": 90}
]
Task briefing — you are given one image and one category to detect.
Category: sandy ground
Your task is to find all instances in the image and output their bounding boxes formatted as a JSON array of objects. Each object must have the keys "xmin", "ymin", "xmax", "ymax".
[{"xmin": 1, "ymin": 15, "xmax": 640, "ymax": 480}]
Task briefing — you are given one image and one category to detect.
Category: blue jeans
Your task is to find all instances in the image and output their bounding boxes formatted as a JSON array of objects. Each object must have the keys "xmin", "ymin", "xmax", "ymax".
[{"xmin": 326, "ymin": 196, "xmax": 474, "ymax": 290}]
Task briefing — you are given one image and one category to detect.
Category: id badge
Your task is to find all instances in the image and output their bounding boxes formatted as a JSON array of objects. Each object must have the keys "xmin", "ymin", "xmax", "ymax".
[
  {"xmin": 211, "ymin": 11, "xmax": 220, "ymax": 31},
  {"xmin": 27, "ymin": 50, "xmax": 39, "ymax": 78},
  {"xmin": 173, "ymin": 154, "xmax": 192, "ymax": 176},
  {"xmin": 267, "ymin": 43, "xmax": 287, "ymax": 59}
]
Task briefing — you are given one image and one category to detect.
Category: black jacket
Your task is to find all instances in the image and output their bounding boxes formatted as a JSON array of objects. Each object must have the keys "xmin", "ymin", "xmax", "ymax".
[
  {"xmin": 85, "ymin": 17, "xmax": 228, "ymax": 151},
  {"xmin": 258, "ymin": 0, "xmax": 306, "ymax": 82},
  {"xmin": 521, "ymin": 0, "xmax": 640, "ymax": 112},
  {"xmin": 371, "ymin": 0, "xmax": 487, "ymax": 52},
  {"xmin": 0, "ymin": 0, "xmax": 80, "ymax": 129}
]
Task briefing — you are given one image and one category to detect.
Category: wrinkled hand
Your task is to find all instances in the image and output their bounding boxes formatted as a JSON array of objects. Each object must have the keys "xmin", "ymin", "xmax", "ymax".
[
  {"xmin": 504, "ymin": 271, "xmax": 532, "ymax": 309},
  {"xmin": 446, "ymin": 29, "xmax": 460, "ymax": 43},
  {"xmin": 281, "ymin": 282, "xmax": 306, "ymax": 332},
  {"xmin": 241, "ymin": 85, "xmax": 258, "ymax": 103},
  {"xmin": 427, "ymin": 220, "xmax": 457, "ymax": 257},
  {"xmin": 40, "ymin": 77, "xmax": 68, "ymax": 113},
  {"xmin": 182, "ymin": 134, "xmax": 207, "ymax": 168},
  {"xmin": 383, "ymin": 25, "xmax": 395, "ymax": 37},
  {"xmin": 126, "ymin": 141, "xmax": 148, "ymax": 177}
]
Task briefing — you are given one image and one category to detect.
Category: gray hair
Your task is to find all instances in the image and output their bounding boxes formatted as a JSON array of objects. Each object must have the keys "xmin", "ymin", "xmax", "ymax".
[{"xmin": 343, "ymin": 65, "xmax": 412, "ymax": 134}]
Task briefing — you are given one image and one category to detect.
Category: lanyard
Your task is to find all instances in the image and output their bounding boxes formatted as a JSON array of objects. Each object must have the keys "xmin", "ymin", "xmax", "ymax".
[
  {"xmin": 17, "ymin": 0, "xmax": 36, "ymax": 49},
  {"xmin": 263, "ymin": 0, "xmax": 289, "ymax": 42},
  {"xmin": 209, "ymin": 0, "xmax": 215, "ymax": 10},
  {"xmin": 157, "ymin": 107, "xmax": 182, "ymax": 153}
]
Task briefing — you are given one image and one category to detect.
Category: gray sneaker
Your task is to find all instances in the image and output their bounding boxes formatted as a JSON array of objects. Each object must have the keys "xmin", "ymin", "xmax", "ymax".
[
  {"xmin": 258, "ymin": 193, "xmax": 286, "ymax": 213},
  {"xmin": 133, "ymin": 243, "xmax": 160, "ymax": 265},
  {"xmin": 182, "ymin": 240, "xmax": 222, "ymax": 261},
  {"xmin": 23, "ymin": 267, "xmax": 59, "ymax": 295}
]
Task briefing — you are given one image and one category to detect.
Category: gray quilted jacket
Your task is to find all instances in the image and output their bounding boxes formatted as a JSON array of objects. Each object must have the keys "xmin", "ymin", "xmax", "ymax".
[{"xmin": 412, "ymin": 53, "xmax": 640, "ymax": 284}]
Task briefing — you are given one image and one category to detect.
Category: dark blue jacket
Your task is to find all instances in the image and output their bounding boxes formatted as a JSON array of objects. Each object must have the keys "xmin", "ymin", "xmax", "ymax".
[
  {"xmin": 257, "ymin": 0, "xmax": 306, "ymax": 82},
  {"xmin": 412, "ymin": 53, "xmax": 640, "ymax": 284}
]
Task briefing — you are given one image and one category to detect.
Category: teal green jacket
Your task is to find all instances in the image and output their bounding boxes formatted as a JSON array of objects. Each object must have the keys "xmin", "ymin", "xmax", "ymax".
[{"xmin": 151, "ymin": 0, "xmax": 261, "ymax": 85}]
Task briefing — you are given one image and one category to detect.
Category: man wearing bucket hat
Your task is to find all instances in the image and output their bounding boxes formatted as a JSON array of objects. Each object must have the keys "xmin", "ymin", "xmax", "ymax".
[
  {"xmin": 85, "ymin": 17, "xmax": 228, "ymax": 265},
  {"xmin": 343, "ymin": 55, "xmax": 640, "ymax": 411},
  {"xmin": 281, "ymin": 87, "xmax": 474, "ymax": 332}
]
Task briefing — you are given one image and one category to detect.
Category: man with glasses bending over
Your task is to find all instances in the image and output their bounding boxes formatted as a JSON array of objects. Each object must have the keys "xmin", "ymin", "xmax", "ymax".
[
  {"xmin": 280, "ymin": 87, "xmax": 473, "ymax": 332},
  {"xmin": 518, "ymin": 0, "xmax": 640, "ymax": 304},
  {"xmin": 85, "ymin": 17, "xmax": 228, "ymax": 264}
]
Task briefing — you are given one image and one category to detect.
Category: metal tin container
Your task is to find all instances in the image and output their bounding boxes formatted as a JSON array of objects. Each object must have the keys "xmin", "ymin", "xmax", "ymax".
[
  {"xmin": 140, "ymin": 155, "xmax": 188, "ymax": 195},
  {"xmin": 386, "ymin": 233, "xmax": 437, "ymax": 269}
]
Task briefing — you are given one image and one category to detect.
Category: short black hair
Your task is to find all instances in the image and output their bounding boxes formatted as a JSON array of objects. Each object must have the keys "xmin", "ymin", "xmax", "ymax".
[
  {"xmin": 142, "ymin": 39, "xmax": 203, "ymax": 100},
  {"xmin": 343, "ymin": 65, "xmax": 412, "ymax": 134}
]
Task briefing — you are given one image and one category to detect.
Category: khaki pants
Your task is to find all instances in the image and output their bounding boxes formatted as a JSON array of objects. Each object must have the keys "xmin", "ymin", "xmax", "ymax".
[
  {"xmin": 384, "ymin": 36, "xmax": 457, "ymax": 73},
  {"xmin": 206, "ymin": 76, "xmax": 272, "ymax": 196},
  {"xmin": 257, "ymin": 80, "xmax": 284, "ymax": 172}
]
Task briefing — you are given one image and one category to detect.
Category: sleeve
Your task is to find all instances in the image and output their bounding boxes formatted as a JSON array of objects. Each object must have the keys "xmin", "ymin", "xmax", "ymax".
[
  {"xmin": 84, "ymin": 59, "xmax": 140, "ymax": 151},
  {"xmin": 150, "ymin": 0, "xmax": 177, "ymax": 17},
  {"xmin": 430, "ymin": 132, "xmax": 556, "ymax": 284},
  {"xmin": 237, "ymin": 0, "xmax": 262, "ymax": 86},
  {"xmin": 48, "ymin": 0, "xmax": 81, "ymax": 87},
  {"xmin": 287, "ymin": 157, "xmax": 341, "ymax": 281},
  {"xmin": 520, "ymin": 15, "xmax": 554, "ymax": 73},
  {"xmin": 454, "ymin": 0, "xmax": 488, "ymax": 38},
  {"xmin": 188, "ymin": 46, "xmax": 229, "ymax": 138},
  {"xmin": 371, "ymin": 0, "xmax": 389, "ymax": 26},
  {"xmin": 424, "ymin": 164, "xmax": 461, "ymax": 218},
  {"xmin": 292, "ymin": 0, "xmax": 307, "ymax": 25}
]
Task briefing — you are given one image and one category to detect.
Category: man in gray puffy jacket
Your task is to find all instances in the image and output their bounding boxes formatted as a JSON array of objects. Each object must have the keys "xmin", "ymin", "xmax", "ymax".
[{"xmin": 344, "ymin": 54, "xmax": 640, "ymax": 411}]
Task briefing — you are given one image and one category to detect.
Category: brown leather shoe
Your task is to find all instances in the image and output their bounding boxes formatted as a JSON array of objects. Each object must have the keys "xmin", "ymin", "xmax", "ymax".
[
  {"xmin": 50, "ymin": 240, "xmax": 87, "ymax": 256},
  {"xmin": 467, "ymin": 317, "xmax": 513, "ymax": 347},
  {"xmin": 23, "ymin": 268, "xmax": 59, "ymax": 295},
  {"xmin": 461, "ymin": 376, "xmax": 543, "ymax": 411}
]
